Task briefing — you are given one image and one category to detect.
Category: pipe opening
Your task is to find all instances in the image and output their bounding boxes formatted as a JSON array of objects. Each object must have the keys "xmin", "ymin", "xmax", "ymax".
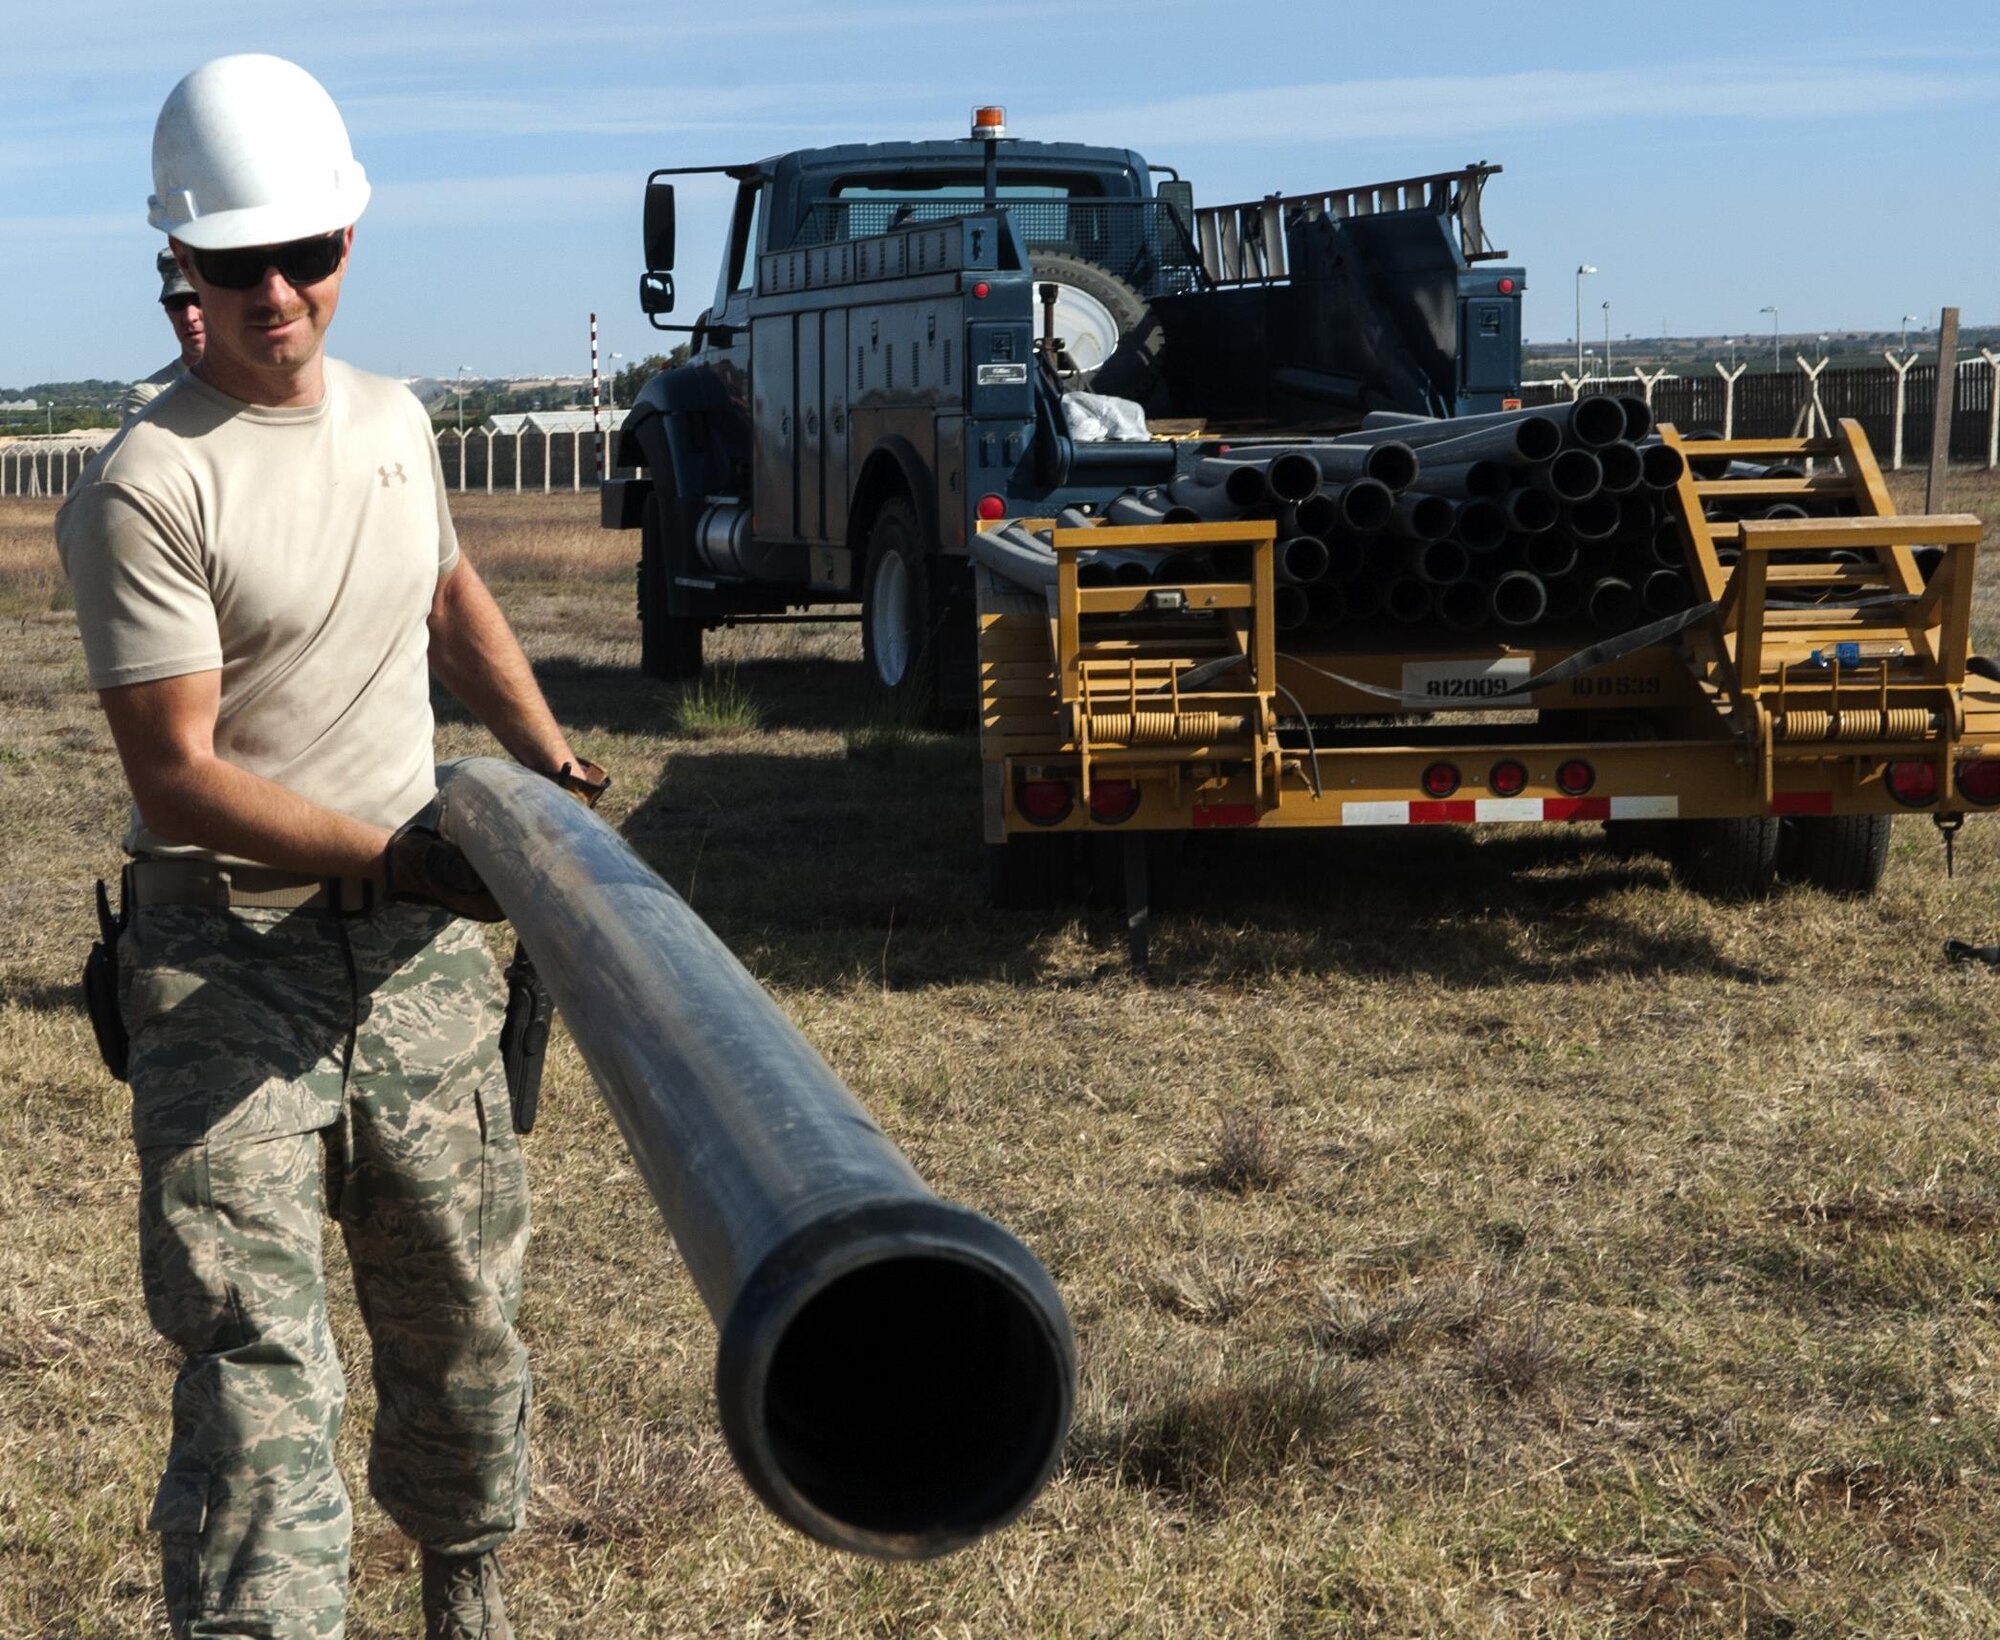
[{"xmin": 759, "ymin": 1255, "xmax": 1068, "ymax": 1547}]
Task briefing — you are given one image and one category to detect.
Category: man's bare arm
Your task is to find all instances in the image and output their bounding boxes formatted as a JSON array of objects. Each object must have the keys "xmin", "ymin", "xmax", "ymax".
[
  {"xmin": 427, "ymin": 556, "xmax": 581, "ymax": 776},
  {"xmin": 98, "ymin": 669, "xmax": 393, "ymax": 878}
]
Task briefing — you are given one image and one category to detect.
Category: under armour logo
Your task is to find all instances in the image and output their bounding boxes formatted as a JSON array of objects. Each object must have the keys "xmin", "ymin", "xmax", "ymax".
[{"xmin": 378, "ymin": 463, "xmax": 406, "ymax": 486}]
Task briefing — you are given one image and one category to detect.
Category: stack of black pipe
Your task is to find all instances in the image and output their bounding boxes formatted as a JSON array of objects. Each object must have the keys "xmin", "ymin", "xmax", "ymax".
[{"xmin": 1082, "ymin": 396, "xmax": 1701, "ymax": 638}]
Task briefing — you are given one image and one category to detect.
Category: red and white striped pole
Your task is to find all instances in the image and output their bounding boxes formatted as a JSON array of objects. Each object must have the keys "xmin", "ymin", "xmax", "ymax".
[{"xmin": 590, "ymin": 311, "xmax": 602, "ymax": 482}]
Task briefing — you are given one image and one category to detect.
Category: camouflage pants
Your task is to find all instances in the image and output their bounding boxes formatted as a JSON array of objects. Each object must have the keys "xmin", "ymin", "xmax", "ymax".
[{"xmin": 121, "ymin": 901, "xmax": 531, "ymax": 1639}]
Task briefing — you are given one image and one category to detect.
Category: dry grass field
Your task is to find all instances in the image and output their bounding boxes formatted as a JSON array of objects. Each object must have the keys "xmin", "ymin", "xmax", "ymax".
[{"xmin": 4, "ymin": 475, "xmax": 2000, "ymax": 1637}]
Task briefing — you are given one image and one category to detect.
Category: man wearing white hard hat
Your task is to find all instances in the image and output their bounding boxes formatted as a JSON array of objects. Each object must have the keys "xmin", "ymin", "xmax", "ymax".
[
  {"xmin": 119, "ymin": 248, "xmax": 205, "ymax": 422},
  {"xmin": 58, "ymin": 53, "xmax": 599, "ymax": 1639}
]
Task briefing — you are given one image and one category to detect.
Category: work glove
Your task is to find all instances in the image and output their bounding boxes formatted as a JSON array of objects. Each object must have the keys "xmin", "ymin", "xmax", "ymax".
[
  {"xmin": 550, "ymin": 757, "xmax": 610, "ymax": 809},
  {"xmin": 383, "ymin": 818, "xmax": 505, "ymax": 922}
]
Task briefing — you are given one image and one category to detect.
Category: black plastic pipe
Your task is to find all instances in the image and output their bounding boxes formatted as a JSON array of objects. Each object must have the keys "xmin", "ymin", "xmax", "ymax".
[
  {"xmin": 1614, "ymin": 394, "xmax": 1654, "ymax": 443},
  {"xmin": 1453, "ymin": 499, "xmax": 1509, "ymax": 553},
  {"xmin": 435, "ymin": 760, "xmax": 1075, "ymax": 1561},
  {"xmin": 1520, "ymin": 532, "xmax": 1579, "ymax": 578},
  {"xmin": 1531, "ymin": 449, "xmax": 1604, "ymax": 503},
  {"xmin": 1412, "ymin": 458, "xmax": 1508, "ymax": 500},
  {"xmin": 1490, "ymin": 569, "xmax": 1549, "ymax": 628},
  {"xmin": 1338, "ymin": 414, "xmax": 1564, "ymax": 464},
  {"xmin": 1566, "ymin": 495, "xmax": 1621, "ymax": 542},
  {"xmin": 1403, "ymin": 536, "xmax": 1470, "ymax": 586},
  {"xmin": 1586, "ymin": 576, "xmax": 1639, "ymax": 628},
  {"xmin": 1275, "ymin": 534, "xmax": 1331, "ymax": 585},
  {"xmin": 1642, "ymin": 569, "xmax": 1692, "ymax": 615},
  {"xmin": 1306, "ymin": 439, "xmax": 1420, "ymax": 492},
  {"xmin": 1595, "ymin": 441, "xmax": 1643, "ymax": 496},
  {"xmin": 1331, "ymin": 477, "xmax": 1395, "ymax": 534},
  {"xmin": 1500, "ymin": 486, "xmax": 1560, "ymax": 535},
  {"xmin": 1389, "ymin": 491, "xmax": 1456, "ymax": 542},
  {"xmin": 1285, "ymin": 493, "xmax": 1340, "ymax": 540},
  {"xmin": 1273, "ymin": 582, "xmax": 1311, "ymax": 630},
  {"xmin": 1382, "ymin": 575, "xmax": 1434, "ymax": 623},
  {"xmin": 1435, "ymin": 579, "xmax": 1489, "ymax": 631},
  {"xmin": 1639, "ymin": 443, "xmax": 1687, "ymax": 490}
]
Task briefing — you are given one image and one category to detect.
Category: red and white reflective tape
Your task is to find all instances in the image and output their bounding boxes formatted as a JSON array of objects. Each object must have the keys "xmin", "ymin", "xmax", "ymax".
[
  {"xmin": 590, "ymin": 311, "xmax": 602, "ymax": 483},
  {"xmin": 1339, "ymin": 795, "xmax": 1680, "ymax": 827}
]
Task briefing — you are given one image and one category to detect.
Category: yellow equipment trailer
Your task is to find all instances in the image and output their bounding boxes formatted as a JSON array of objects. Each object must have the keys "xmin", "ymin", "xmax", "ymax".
[{"xmin": 977, "ymin": 420, "xmax": 1997, "ymax": 949}]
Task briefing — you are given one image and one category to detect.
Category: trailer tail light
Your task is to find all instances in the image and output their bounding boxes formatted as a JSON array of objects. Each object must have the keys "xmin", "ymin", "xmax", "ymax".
[
  {"xmin": 1886, "ymin": 761, "xmax": 1938, "ymax": 807},
  {"xmin": 1555, "ymin": 758, "xmax": 1595, "ymax": 796},
  {"xmin": 1087, "ymin": 779, "xmax": 1140, "ymax": 824},
  {"xmin": 1489, "ymin": 759, "xmax": 1528, "ymax": 797},
  {"xmin": 1957, "ymin": 759, "xmax": 2000, "ymax": 806},
  {"xmin": 1016, "ymin": 778, "xmax": 1072, "ymax": 826},
  {"xmin": 1421, "ymin": 761, "xmax": 1461, "ymax": 799},
  {"xmin": 977, "ymin": 494, "xmax": 1007, "ymax": 521}
]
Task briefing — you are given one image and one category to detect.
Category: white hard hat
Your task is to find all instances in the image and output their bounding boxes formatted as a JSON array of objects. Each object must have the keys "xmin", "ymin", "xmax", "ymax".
[{"xmin": 147, "ymin": 54, "xmax": 370, "ymax": 249}]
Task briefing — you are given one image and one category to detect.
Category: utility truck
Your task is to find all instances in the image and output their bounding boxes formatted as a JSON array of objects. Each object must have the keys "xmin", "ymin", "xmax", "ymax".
[{"xmin": 605, "ymin": 110, "xmax": 1997, "ymax": 943}]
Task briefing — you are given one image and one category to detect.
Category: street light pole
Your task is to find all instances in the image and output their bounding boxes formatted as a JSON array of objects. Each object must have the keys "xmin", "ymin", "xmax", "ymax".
[
  {"xmin": 1575, "ymin": 264, "xmax": 1597, "ymax": 380},
  {"xmin": 1602, "ymin": 300, "xmax": 1612, "ymax": 379},
  {"xmin": 455, "ymin": 364, "xmax": 472, "ymax": 436},
  {"xmin": 1759, "ymin": 306, "xmax": 1779, "ymax": 372},
  {"xmin": 1900, "ymin": 313, "xmax": 1918, "ymax": 354}
]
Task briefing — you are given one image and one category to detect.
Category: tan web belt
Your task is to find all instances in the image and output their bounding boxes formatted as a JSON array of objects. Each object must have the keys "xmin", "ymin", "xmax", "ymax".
[{"xmin": 127, "ymin": 858, "xmax": 377, "ymax": 914}]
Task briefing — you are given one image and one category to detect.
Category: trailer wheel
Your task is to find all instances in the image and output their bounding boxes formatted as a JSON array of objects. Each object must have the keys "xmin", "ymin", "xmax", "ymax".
[
  {"xmin": 1783, "ymin": 814, "xmax": 1892, "ymax": 896},
  {"xmin": 1028, "ymin": 252, "xmax": 1164, "ymax": 405},
  {"xmin": 638, "ymin": 493, "xmax": 703, "ymax": 680},
  {"xmin": 1669, "ymin": 817, "xmax": 1779, "ymax": 900},
  {"xmin": 862, "ymin": 495, "xmax": 939, "ymax": 719}
]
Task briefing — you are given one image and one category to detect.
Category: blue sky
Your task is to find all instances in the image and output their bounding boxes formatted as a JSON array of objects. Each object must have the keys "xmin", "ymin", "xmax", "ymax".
[{"xmin": 3, "ymin": 0, "xmax": 1995, "ymax": 387}]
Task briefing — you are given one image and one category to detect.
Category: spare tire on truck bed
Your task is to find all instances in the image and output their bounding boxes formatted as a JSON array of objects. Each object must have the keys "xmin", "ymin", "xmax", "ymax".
[{"xmin": 1027, "ymin": 252, "xmax": 1164, "ymax": 406}]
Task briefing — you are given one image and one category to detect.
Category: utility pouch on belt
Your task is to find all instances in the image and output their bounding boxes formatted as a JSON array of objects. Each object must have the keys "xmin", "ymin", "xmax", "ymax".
[
  {"xmin": 82, "ymin": 873, "xmax": 130, "ymax": 1082},
  {"xmin": 499, "ymin": 942, "xmax": 553, "ymax": 1135}
]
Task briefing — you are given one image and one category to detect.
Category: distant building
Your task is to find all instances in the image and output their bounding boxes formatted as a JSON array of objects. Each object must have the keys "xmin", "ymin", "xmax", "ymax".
[{"xmin": 482, "ymin": 410, "xmax": 628, "ymax": 437}]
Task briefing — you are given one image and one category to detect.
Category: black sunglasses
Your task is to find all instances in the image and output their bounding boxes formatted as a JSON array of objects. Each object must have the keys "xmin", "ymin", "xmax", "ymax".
[{"xmin": 189, "ymin": 232, "xmax": 345, "ymax": 292}]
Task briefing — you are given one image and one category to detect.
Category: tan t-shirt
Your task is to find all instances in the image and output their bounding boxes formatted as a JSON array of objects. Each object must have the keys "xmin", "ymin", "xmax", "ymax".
[
  {"xmin": 56, "ymin": 359, "xmax": 457, "ymax": 860},
  {"xmin": 119, "ymin": 359, "xmax": 186, "ymax": 423}
]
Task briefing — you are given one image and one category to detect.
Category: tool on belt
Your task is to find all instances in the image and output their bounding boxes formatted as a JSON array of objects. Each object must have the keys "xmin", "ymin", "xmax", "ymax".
[
  {"xmin": 499, "ymin": 943, "xmax": 553, "ymax": 1134},
  {"xmin": 498, "ymin": 757, "xmax": 612, "ymax": 1135},
  {"xmin": 81, "ymin": 871, "xmax": 131, "ymax": 1082}
]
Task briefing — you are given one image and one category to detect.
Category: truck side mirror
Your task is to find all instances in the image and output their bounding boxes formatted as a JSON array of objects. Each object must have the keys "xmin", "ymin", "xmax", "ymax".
[
  {"xmin": 643, "ymin": 178, "xmax": 677, "ymax": 272},
  {"xmin": 1156, "ymin": 179, "xmax": 1195, "ymax": 235},
  {"xmin": 639, "ymin": 271, "xmax": 676, "ymax": 316}
]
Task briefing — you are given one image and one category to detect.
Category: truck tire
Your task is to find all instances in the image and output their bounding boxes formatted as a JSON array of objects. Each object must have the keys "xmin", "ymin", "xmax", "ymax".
[
  {"xmin": 1783, "ymin": 814, "xmax": 1892, "ymax": 896},
  {"xmin": 861, "ymin": 495, "xmax": 940, "ymax": 719},
  {"xmin": 1028, "ymin": 252, "xmax": 1164, "ymax": 405},
  {"xmin": 1669, "ymin": 817, "xmax": 1778, "ymax": 900},
  {"xmin": 638, "ymin": 492, "xmax": 703, "ymax": 680}
]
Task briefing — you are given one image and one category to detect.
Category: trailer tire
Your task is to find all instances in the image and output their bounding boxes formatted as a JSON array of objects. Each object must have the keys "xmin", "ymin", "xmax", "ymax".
[
  {"xmin": 861, "ymin": 495, "xmax": 940, "ymax": 721},
  {"xmin": 638, "ymin": 493, "xmax": 703, "ymax": 680},
  {"xmin": 1669, "ymin": 817, "xmax": 1779, "ymax": 900},
  {"xmin": 1783, "ymin": 814, "xmax": 1892, "ymax": 897},
  {"xmin": 1029, "ymin": 252, "xmax": 1164, "ymax": 405}
]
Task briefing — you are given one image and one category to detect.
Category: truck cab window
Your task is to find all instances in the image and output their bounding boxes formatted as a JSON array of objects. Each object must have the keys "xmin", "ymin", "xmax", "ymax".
[{"xmin": 716, "ymin": 182, "xmax": 767, "ymax": 309}]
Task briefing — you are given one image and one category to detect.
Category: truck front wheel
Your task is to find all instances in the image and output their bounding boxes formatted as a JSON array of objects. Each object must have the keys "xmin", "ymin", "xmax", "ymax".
[
  {"xmin": 638, "ymin": 493, "xmax": 703, "ymax": 680},
  {"xmin": 861, "ymin": 496, "xmax": 938, "ymax": 719}
]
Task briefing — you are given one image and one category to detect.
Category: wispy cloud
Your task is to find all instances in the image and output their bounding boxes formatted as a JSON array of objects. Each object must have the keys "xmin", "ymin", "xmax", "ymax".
[
  {"xmin": 1051, "ymin": 63, "xmax": 1996, "ymax": 148},
  {"xmin": 360, "ymin": 170, "xmax": 635, "ymax": 229}
]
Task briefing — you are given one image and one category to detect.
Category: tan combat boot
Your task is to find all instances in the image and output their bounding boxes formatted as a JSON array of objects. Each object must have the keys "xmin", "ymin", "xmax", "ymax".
[{"xmin": 421, "ymin": 1548, "xmax": 514, "ymax": 1640}]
